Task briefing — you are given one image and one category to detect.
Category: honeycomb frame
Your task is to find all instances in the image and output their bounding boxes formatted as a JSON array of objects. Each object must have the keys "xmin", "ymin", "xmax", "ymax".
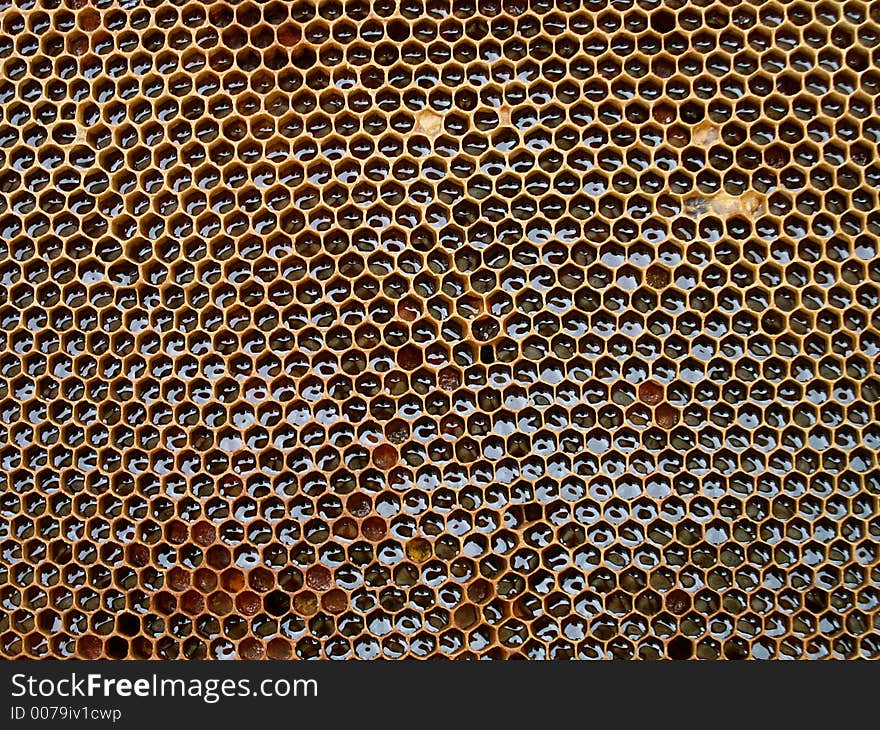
[{"xmin": 0, "ymin": 0, "xmax": 878, "ymax": 660}]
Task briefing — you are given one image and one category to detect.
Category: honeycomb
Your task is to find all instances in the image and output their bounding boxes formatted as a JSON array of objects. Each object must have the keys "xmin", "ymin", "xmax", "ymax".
[{"xmin": 0, "ymin": 0, "xmax": 879, "ymax": 661}]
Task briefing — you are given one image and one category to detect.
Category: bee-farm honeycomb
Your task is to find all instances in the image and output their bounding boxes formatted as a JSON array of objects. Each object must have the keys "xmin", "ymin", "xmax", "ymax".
[{"xmin": 0, "ymin": 0, "xmax": 879, "ymax": 662}]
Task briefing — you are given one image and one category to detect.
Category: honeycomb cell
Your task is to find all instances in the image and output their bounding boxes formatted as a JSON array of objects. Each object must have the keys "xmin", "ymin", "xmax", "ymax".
[{"xmin": 0, "ymin": 0, "xmax": 878, "ymax": 662}]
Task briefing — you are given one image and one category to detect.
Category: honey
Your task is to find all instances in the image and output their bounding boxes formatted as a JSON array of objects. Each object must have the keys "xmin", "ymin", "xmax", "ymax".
[{"xmin": 0, "ymin": 0, "xmax": 877, "ymax": 661}]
